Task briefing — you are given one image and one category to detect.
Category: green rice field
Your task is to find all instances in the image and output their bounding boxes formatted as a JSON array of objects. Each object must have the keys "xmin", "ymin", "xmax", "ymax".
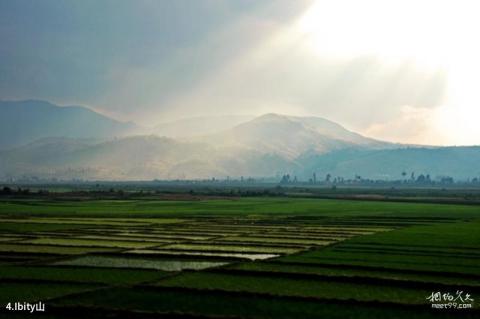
[{"xmin": 0, "ymin": 197, "xmax": 478, "ymax": 318}]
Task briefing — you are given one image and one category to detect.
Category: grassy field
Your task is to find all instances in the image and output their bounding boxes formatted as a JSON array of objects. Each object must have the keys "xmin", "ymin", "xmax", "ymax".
[{"xmin": 0, "ymin": 196, "xmax": 479, "ymax": 318}]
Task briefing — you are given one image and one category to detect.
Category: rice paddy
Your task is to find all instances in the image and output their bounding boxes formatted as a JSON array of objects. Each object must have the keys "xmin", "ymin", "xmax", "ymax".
[
  {"xmin": 53, "ymin": 255, "xmax": 228, "ymax": 271},
  {"xmin": 0, "ymin": 197, "xmax": 478, "ymax": 318}
]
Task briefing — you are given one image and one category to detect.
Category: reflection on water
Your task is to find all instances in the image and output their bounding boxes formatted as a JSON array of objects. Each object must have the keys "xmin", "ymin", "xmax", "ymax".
[
  {"xmin": 129, "ymin": 249, "xmax": 279, "ymax": 260},
  {"xmin": 53, "ymin": 255, "xmax": 228, "ymax": 271}
]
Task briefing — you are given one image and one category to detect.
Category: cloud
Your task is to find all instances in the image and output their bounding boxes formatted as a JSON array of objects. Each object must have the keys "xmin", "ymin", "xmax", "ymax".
[
  {"xmin": 362, "ymin": 105, "xmax": 445, "ymax": 145},
  {"xmin": 155, "ymin": 19, "xmax": 447, "ymax": 131},
  {"xmin": 0, "ymin": 0, "xmax": 310, "ymax": 122},
  {"xmin": 0, "ymin": 0, "xmax": 452, "ymax": 144}
]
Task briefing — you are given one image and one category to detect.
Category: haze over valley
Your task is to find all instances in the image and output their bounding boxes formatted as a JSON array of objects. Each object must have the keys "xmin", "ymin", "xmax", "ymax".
[{"xmin": 1, "ymin": 100, "xmax": 479, "ymax": 182}]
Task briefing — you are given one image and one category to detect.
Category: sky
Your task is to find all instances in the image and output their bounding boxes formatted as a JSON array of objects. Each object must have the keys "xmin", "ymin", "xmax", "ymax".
[{"xmin": 1, "ymin": 0, "xmax": 479, "ymax": 146}]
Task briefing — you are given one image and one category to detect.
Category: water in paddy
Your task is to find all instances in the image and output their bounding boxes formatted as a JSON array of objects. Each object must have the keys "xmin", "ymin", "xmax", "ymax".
[
  {"xmin": 53, "ymin": 256, "xmax": 228, "ymax": 271},
  {"xmin": 128, "ymin": 249, "xmax": 279, "ymax": 260}
]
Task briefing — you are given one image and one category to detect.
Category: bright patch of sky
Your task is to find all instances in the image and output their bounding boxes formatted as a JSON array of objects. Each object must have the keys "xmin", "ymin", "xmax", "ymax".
[{"xmin": 1, "ymin": 0, "xmax": 479, "ymax": 145}]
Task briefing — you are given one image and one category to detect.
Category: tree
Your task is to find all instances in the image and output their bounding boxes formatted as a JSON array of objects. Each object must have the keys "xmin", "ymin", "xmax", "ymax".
[
  {"xmin": 280, "ymin": 174, "xmax": 291, "ymax": 184},
  {"xmin": 440, "ymin": 176, "xmax": 454, "ymax": 184},
  {"xmin": 416, "ymin": 174, "xmax": 426, "ymax": 183}
]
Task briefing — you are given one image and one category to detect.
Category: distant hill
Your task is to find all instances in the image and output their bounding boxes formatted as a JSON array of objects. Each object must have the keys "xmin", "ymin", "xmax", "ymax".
[
  {"xmin": 297, "ymin": 147, "xmax": 480, "ymax": 180},
  {"xmin": 1, "ymin": 107, "xmax": 479, "ymax": 181},
  {"xmin": 0, "ymin": 100, "xmax": 140, "ymax": 149},
  {"xmin": 204, "ymin": 113, "xmax": 392, "ymax": 159},
  {"xmin": 153, "ymin": 115, "xmax": 254, "ymax": 138},
  {"xmin": 0, "ymin": 135, "xmax": 292, "ymax": 180},
  {"xmin": 287, "ymin": 115, "xmax": 391, "ymax": 148}
]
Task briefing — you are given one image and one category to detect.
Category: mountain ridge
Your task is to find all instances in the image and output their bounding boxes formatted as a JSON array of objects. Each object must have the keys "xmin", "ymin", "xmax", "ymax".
[
  {"xmin": 0, "ymin": 100, "xmax": 140, "ymax": 149},
  {"xmin": 2, "ymin": 134, "xmax": 479, "ymax": 181},
  {"xmin": 203, "ymin": 113, "xmax": 393, "ymax": 159},
  {"xmin": 1, "ymin": 100, "xmax": 478, "ymax": 181}
]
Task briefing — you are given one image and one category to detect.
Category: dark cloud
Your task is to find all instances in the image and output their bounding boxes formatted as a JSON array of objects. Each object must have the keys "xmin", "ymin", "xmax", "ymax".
[{"xmin": 0, "ymin": 0, "xmax": 310, "ymax": 115}]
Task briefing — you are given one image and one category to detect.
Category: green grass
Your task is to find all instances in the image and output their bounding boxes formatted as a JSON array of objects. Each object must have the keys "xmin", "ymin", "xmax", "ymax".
[
  {"xmin": 344, "ymin": 220, "xmax": 480, "ymax": 249},
  {"xmin": 280, "ymin": 220, "xmax": 480, "ymax": 276},
  {"xmin": 337, "ymin": 243, "xmax": 480, "ymax": 256},
  {"xmin": 0, "ymin": 282, "xmax": 99, "ymax": 304},
  {"xmin": 0, "ymin": 218, "xmax": 151, "ymax": 226},
  {"xmin": 220, "ymin": 236, "xmax": 334, "ymax": 246},
  {"xmin": 117, "ymin": 232, "xmax": 213, "ymax": 241},
  {"xmin": 74, "ymin": 235, "xmax": 173, "ymax": 243},
  {"xmin": 22, "ymin": 238, "xmax": 160, "ymax": 249},
  {"xmin": 0, "ymin": 236, "xmax": 22, "ymax": 242},
  {"xmin": 228, "ymin": 262, "xmax": 479, "ymax": 286},
  {"xmin": 304, "ymin": 226, "xmax": 392, "ymax": 232},
  {"xmin": 162, "ymin": 243, "xmax": 300, "ymax": 254},
  {"xmin": 1, "ymin": 197, "xmax": 479, "ymax": 218},
  {"xmin": 282, "ymin": 250, "xmax": 480, "ymax": 275},
  {"xmin": 52, "ymin": 287, "xmax": 474, "ymax": 319},
  {"xmin": 0, "ymin": 243, "xmax": 117, "ymax": 254},
  {"xmin": 153, "ymin": 271, "xmax": 433, "ymax": 304},
  {"xmin": 0, "ymin": 222, "xmax": 92, "ymax": 233},
  {"xmin": 0, "ymin": 265, "xmax": 169, "ymax": 285}
]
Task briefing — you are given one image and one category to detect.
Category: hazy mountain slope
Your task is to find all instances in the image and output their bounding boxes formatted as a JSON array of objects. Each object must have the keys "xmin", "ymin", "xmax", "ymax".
[
  {"xmin": 0, "ymin": 100, "xmax": 140, "ymax": 149},
  {"xmin": 3, "ymin": 135, "xmax": 478, "ymax": 181},
  {"xmin": 0, "ymin": 137, "xmax": 98, "ymax": 164},
  {"xmin": 0, "ymin": 136, "xmax": 207, "ymax": 180},
  {"xmin": 290, "ymin": 116, "xmax": 391, "ymax": 147},
  {"xmin": 1, "ymin": 111, "xmax": 478, "ymax": 181},
  {"xmin": 298, "ymin": 147, "xmax": 480, "ymax": 180},
  {"xmin": 0, "ymin": 135, "xmax": 294, "ymax": 180},
  {"xmin": 154, "ymin": 115, "xmax": 254, "ymax": 138},
  {"xmin": 204, "ymin": 113, "xmax": 388, "ymax": 159}
]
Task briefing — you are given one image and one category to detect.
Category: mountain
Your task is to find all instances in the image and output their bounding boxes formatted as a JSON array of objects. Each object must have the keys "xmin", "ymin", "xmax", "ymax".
[
  {"xmin": 0, "ymin": 135, "xmax": 293, "ymax": 180},
  {"xmin": 153, "ymin": 115, "xmax": 254, "ymax": 138},
  {"xmin": 0, "ymin": 100, "xmax": 140, "ymax": 149},
  {"xmin": 297, "ymin": 147, "xmax": 480, "ymax": 180},
  {"xmin": 204, "ymin": 113, "xmax": 392, "ymax": 159},
  {"xmin": 288, "ymin": 115, "xmax": 391, "ymax": 148},
  {"xmin": 1, "ymin": 109, "xmax": 478, "ymax": 181}
]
